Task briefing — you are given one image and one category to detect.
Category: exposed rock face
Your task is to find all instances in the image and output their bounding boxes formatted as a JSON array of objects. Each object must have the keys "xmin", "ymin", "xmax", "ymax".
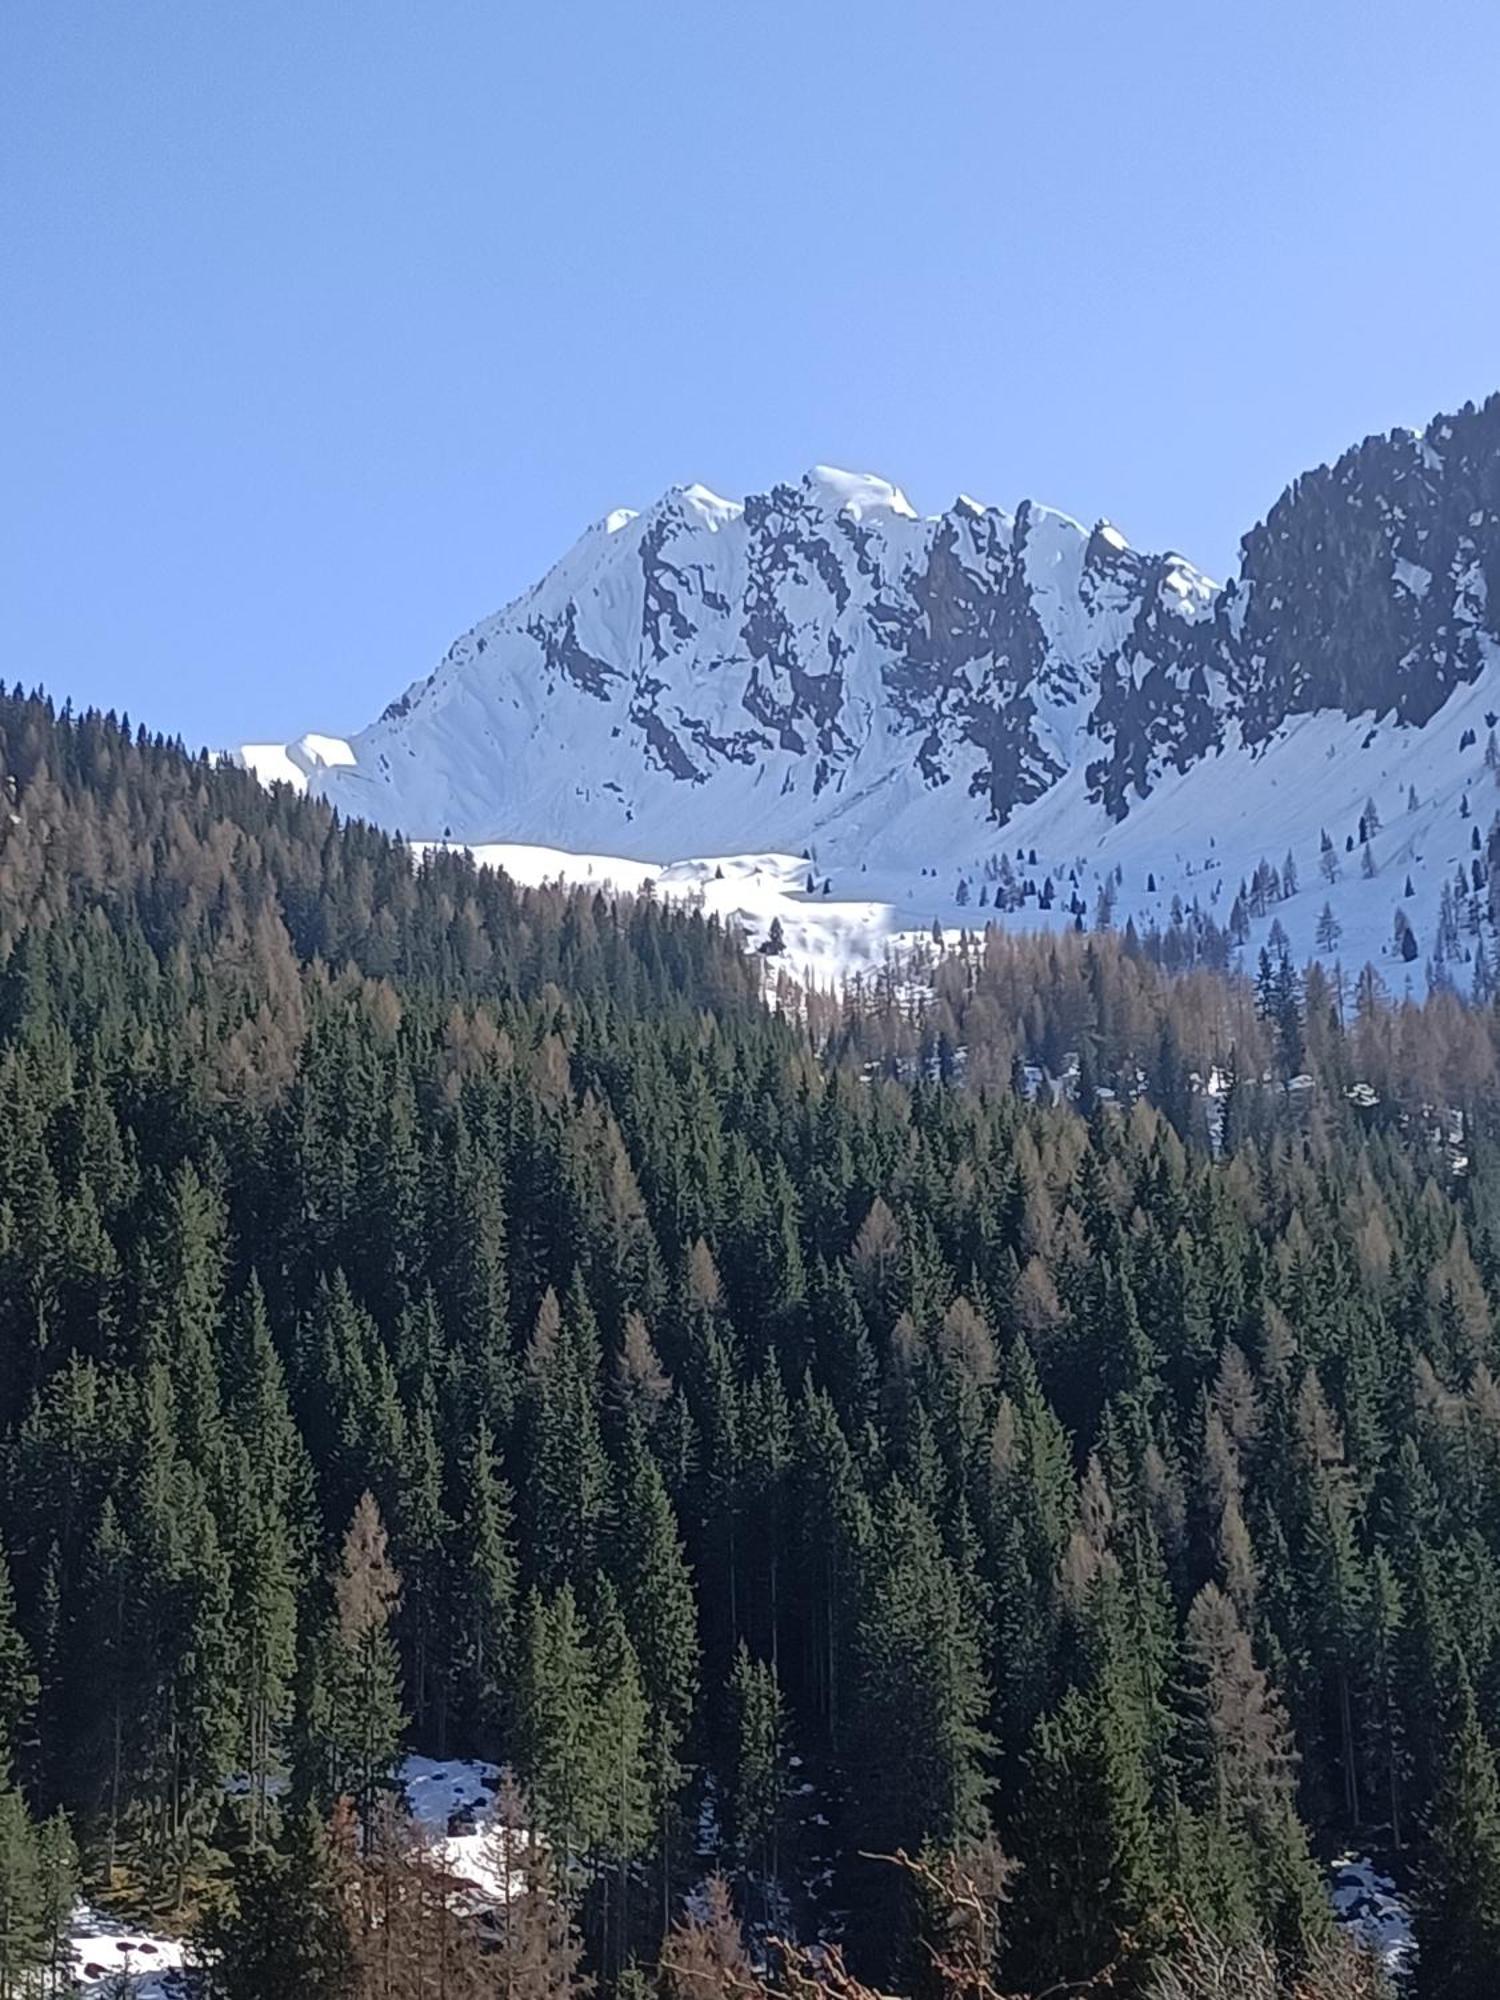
[
  {"xmin": 1222, "ymin": 397, "xmax": 1500, "ymax": 739},
  {"xmin": 243, "ymin": 395, "xmax": 1500, "ymax": 863}
]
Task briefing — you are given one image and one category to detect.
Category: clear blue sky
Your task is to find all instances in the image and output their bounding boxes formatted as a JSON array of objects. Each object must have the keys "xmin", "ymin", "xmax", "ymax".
[{"xmin": 5, "ymin": 1, "xmax": 1499, "ymax": 751}]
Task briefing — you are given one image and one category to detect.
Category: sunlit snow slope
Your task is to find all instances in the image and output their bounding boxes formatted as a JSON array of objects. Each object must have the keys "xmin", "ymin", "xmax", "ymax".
[{"xmin": 243, "ymin": 394, "xmax": 1500, "ymax": 989}]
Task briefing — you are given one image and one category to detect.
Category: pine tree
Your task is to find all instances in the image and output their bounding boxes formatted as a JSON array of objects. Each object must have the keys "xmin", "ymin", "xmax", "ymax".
[
  {"xmin": 448, "ymin": 1417, "xmax": 518, "ymax": 1759},
  {"xmin": 1418, "ymin": 1669, "xmax": 1500, "ymax": 1999},
  {"xmin": 0, "ymin": 1780, "xmax": 41, "ymax": 2000},
  {"xmin": 205, "ymin": 1801, "xmax": 361, "ymax": 2000},
  {"xmin": 724, "ymin": 1643, "xmax": 787, "ymax": 1899},
  {"xmin": 847, "ymin": 1485, "xmax": 992, "ymax": 1871}
]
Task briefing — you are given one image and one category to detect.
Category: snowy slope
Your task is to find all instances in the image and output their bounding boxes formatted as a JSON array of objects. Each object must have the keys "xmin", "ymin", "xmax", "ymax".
[
  {"xmin": 241, "ymin": 465, "xmax": 1215, "ymax": 858},
  {"xmin": 243, "ymin": 393, "xmax": 1500, "ymax": 987}
]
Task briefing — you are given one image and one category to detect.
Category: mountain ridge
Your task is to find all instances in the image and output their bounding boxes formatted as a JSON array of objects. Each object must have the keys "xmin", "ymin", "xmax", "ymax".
[
  {"xmin": 241, "ymin": 462, "xmax": 1221, "ymax": 852},
  {"xmin": 241, "ymin": 393, "xmax": 1500, "ymax": 988}
]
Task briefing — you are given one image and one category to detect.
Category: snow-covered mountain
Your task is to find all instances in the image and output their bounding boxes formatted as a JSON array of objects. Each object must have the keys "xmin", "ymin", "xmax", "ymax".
[
  {"xmin": 243, "ymin": 394, "xmax": 1500, "ymax": 988},
  {"xmin": 244, "ymin": 464, "xmax": 1218, "ymax": 854}
]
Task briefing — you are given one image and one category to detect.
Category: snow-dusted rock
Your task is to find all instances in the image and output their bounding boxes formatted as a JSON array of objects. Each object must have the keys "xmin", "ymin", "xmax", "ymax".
[{"xmin": 242, "ymin": 394, "xmax": 1500, "ymax": 986}]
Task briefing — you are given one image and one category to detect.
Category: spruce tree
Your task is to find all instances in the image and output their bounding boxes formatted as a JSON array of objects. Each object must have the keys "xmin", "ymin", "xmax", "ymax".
[
  {"xmin": 33, "ymin": 1809, "xmax": 76, "ymax": 1999},
  {"xmin": 1006, "ymin": 1685, "xmax": 1162, "ymax": 1989},
  {"xmin": 222, "ymin": 1456, "xmax": 298, "ymax": 1847},
  {"xmin": 522, "ymin": 1286, "xmax": 608, "ymax": 1591},
  {"xmin": 847, "ymin": 1481, "xmax": 992, "ymax": 1961},
  {"xmin": 724, "ymin": 1643, "xmax": 787, "ymax": 1902},
  {"xmin": 587, "ymin": 1583, "xmax": 652, "ymax": 1979},
  {"xmin": 607, "ymin": 1408, "xmax": 699, "ymax": 1867},
  {"xmin": 1419, "ymin": 1669, "xmax": 1500, "ymax": 1998},
  {"xmin": 0, "ymin": 1549, "xmax": 37, "ymax": 1786},
  {"xmin": 448, "ymin": 1416, "xmax": 518, "ymax": 1759},
  {"xmin": 205, "ymin": 1801, "xmax": 360, "ymax": 2000},
  {"xmin": 0, "ymin": 1781, "xmax": 41, "ymax": 2000},
  {"xmin": 513, "ymin": 1585, "xmax": 599, "ymax": 1879}
]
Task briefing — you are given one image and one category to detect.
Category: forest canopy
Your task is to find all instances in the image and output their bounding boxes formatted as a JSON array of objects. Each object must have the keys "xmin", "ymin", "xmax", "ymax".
[{"xmin": 0, "ymin": 691, "xmax": 1492, "ymax": 1996}]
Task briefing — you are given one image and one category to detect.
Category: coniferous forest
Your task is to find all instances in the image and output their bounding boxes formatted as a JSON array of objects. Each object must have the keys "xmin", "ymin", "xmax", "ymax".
[{"xmin": 4, "ymin": 692, "xmax": 1500, "ymax": 1996}]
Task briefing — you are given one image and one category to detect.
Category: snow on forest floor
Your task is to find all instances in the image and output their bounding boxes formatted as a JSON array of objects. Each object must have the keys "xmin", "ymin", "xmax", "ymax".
[
  {"xmin": 68, "ymin": 1904, "xmax": 191, "ymax": 1995},
  {"xmin": 403, "ymin": 1752, "xmax": 511, "ymax": 1901},
  {"xmin": 63, "ymin": 1758, "xmax": 517, "ymax": 1993},
  {"xmin": 63, "ymin": 1767, "xmax": 1418, "ymax": 1991},
  {"xmin": 403, "ymin": 1751, "xmax": 501, "ymax": 1833},
  {"xmin": 401, "ymin": 1753, "xmax": 547, "ymax": 1905},
  {"xmin": 1329, "ymin": 1854, "xmax": 1416, "ymax": 1985}
]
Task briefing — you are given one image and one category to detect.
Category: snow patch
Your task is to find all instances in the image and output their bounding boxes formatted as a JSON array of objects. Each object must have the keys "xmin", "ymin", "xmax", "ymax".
[
  {"xmin": 1329, "ymin": 1854, "xmax": 1415, "ymax": 1984},
  {"xmin": 802, "ymin": 466, "xmax": 918, "ymax": 522},
  {"xmin": 399, "ymin": 1754, "xmax": 539, "ymax": 1905},
  {"xmin": 68, "ymin": 1904, "xmax": 190, "ymax": 1997}
]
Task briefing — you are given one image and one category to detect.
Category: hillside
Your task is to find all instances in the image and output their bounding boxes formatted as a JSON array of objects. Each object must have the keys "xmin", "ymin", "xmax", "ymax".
[{"xmin": 0, "ymin": 693, "xmax": 1493, "ymax": 1995}]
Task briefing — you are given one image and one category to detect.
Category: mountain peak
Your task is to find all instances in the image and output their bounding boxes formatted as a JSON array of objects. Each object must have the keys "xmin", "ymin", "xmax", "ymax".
[
  {"xmin": 669, "ymin": 482, "xmax": 741, "ymax": 530},
  {"xmin": 241, "ymin": 395, "xmax": 1500, "ymax": 984},
  {"xmin": 799, "ymin": 465, "xmax": 919, "ymax": 521}
]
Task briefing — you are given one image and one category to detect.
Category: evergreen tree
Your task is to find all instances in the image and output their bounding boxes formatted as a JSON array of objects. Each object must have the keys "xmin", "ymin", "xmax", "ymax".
[
  {"xmin": 513, "ymin": 1585, "xmax": 599, "ymax": 1878},
  {"xmin": 724, "ymin": 1643, "xmax": 787, "ymax": 1897},
  {"xmin": 6, "ymin": 691, "xmax": 1500, "ymax": 1987},
  {"xmin": 33, "ymin": 1810, "xmax": 76, "ymax": 1999},
  {"xmin": 607, "ymin": 1413, "xmax": 698, "ymax": 1791},
  {"xmin": 207, "ymin": 1803, "xmax": 360, "ymax": 2000},
  {"xmin": 0, "ymin": 1551, "xmax": 36, "ymax": 1791},
  {"xmin": 586, "ymin": 1584, "xmax": 652, "ymax": 1979},
  {"xmin": 1418, "ymin": 1669, "xmax": 1500, "ymax": 1999},
  {"xmin": 847, "ymin": 1483, "xmax": 992, "ymax": 1954},
  {"xmin": 1006, "ymin": 1684, "xmax": 1162, "ymax": 1989},
  {"xmin": 0, "ymin": 1780, "xmax": 41, "ymax": 2000},
  {"xmin": 522, "ymin": 1287, "xmax": 608, "ymax": 1591},
  {"xmin": 448, "ymin": 1417, "xmax": 518, "ymax": 1759}
]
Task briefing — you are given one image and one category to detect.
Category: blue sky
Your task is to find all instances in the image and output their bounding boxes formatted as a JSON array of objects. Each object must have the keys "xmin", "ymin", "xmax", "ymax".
[{"xmin": 5, "ymin": 1, "xmax": 1499, "ymax": 750}]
